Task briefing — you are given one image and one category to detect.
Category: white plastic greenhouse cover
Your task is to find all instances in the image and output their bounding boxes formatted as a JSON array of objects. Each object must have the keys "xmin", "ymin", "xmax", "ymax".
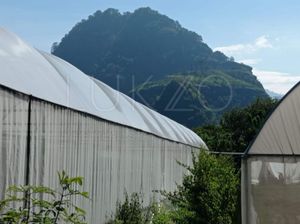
[
  {"xmin": 247, "ymin": 82, "xmax": 300, "ymax": 155},
  {"xmin": 0, "ymin": 28, "xmax": 205, "ymax": 147}
]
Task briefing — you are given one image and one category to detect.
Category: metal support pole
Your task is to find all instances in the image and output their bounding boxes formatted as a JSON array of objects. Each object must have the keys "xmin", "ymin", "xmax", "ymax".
[
  {"xmin": 24, "ymin": 95, "xmax": 32, "ymax": 219},
  {"xmin": 25, "ymin": 95, "xmax": 32, "ymax": 186}
]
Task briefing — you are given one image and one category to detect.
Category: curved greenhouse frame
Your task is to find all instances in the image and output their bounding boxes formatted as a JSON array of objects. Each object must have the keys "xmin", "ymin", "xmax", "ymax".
[{"xmin": 242, "ymin": 82, "xmax": 300, "ymax": 223}]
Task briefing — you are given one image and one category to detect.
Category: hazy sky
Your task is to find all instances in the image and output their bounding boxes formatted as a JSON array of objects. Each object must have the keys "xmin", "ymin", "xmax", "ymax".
[{"xmin": 1, "ymin": 0, "xmax": 300, "ymax": 94}]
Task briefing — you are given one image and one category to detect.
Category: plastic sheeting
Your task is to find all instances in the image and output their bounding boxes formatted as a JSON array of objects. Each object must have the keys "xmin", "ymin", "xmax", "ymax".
[
  {"xmin": 242, "ymin": 82, "xmax": 300, "ymax": 223},
  {"xmin": 0, "ymin": 28, "xmax": 204, "ymax": 148},
  {"xmin": 29, "ymin": 99, "xmax": 194, "ymax": 223},
  {"xmin": 247, "ymin": 82, "xmax": 300, "ymax": 155},
  {"xmin": 0, "ymin": 87, "xmax": 195, "ymax": 223},
  {"xmin": 242, "ymin": 156, "xmax": 300, "ymax": 224},
  {"xmin": 0, "ymin": 88, "xmax": 28, "ymax": 198}
]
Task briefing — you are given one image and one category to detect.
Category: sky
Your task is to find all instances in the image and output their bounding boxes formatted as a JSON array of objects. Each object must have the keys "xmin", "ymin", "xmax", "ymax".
[{"xmin": 1, "ymin": 0, "xmax": 300, "ymax": 94}]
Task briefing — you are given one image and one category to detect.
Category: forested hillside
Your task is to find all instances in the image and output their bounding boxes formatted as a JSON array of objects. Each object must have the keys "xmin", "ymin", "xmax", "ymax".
[{"xmin": 52, "ymin": 7, "xmax": 268, "ymax": 127}]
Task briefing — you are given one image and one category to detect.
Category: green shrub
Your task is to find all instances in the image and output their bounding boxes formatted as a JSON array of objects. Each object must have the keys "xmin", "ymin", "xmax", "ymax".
[
  {"xmin": 106, "ymin": 192, "xmax": 150, "ymax": 224},
  {"xmin": 162, "ymin": 150, "xmax": 239, "ymax": 224},
  {"xmin": 151, "ymin": 203, "xmax": 174, "ymax": 224},
  {"xmin": 0, "ymin": 171, "xmax": 89, "ymax": 224}
]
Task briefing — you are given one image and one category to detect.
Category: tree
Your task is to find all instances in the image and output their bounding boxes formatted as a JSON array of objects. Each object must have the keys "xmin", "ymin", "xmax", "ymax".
[
  {"xmin": 51, "ymin": 42, "xmax": 59, "ymax": 53},
  {"xmin": 229, "ymin": 56, "xmax": 235, "ymax": 62},
  {"xmin": 162, "ymin": 150, "xmax": 239, "ymax": 224},
  {"xmin": 0, "ymin": 171, "xmax": 89, "ymax": 223}
]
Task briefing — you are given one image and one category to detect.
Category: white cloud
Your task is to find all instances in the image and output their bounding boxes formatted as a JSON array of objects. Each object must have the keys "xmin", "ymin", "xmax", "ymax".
[
  {"xmin": 253, "ymin": 69, "xmax": 300, "ymax": 94},
  {"xmin": 255, "ymin": 36, "xmax": 272, "ymax": 48},
  {"xmin": 213, "ymin": 36, "xmax": 298, "ymax": 95},
  {"xmin": 214, "ymin": 35, "xmax": 273, "ymax": 55},
  {"xmin": 238, "ymin": 58, "xmax": 261, "ymax": 65},
  {"xmin": 214, "ymin": 44, "xmax": 246, "ymax": 55}
]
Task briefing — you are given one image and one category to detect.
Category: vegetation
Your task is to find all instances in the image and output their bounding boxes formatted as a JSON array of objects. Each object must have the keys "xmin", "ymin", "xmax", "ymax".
[
  {"xmin": 106, "ymin": 192, "xmax": 151, "ymax": 224},
  {"xmin": 52, "ymin": 7, "xmax": 268, "ymax": 127},
  {"xmin": 161, "ymin": 150, "xmax": 239, "ymax": 224},
  {"xmin": 0, "ymin": 171, "xmax": 89, "ymax": 224},
  {"xmin": 195, "ymin": 98, "xmax": 278, "ymax": 152},
  {"xmin": 151, "ymin": 204, "xmax": 174, "ymax": 224},
  {"xmin": 106, "ymin": 193, "xmax": 180, "ymax": 224}
]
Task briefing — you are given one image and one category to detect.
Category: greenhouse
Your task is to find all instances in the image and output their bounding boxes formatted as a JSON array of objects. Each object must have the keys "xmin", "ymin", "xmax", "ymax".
[
  {"xmin": 242, "ymin": 82, "xmax": 300, "ymax": 223},
  {"xmin": 0, "ymin": 28, "xmax": 205, "ymax": 223}
]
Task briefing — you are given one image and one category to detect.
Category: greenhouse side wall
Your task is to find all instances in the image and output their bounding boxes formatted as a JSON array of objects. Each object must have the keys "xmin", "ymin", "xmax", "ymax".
[
  {"xmin": 242, "ymin": 156, "xmax": 300, "ymax": 224},
  {"xmin": 0, "ymin": 87, "xmax": 197, "ymax": 223},
  {"xmin": 0, "ymin": 87, "xmax": 29, "ymax": 199}
]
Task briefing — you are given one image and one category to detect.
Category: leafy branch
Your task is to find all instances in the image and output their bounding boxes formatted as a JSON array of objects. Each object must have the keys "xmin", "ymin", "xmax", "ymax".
[{"xmin": 0, "ymin": 171, "xmax": 89, "ymax": 224}]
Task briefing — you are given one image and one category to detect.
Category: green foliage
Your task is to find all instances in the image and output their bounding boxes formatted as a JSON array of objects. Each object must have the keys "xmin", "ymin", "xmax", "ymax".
[
  {"xmin": 162, "ymin": 150, "xmax": 239, "ymax": 224},
  {"xmin": 106, "ymin": 192, "xmax": 151, "ymax": 224},
  {"xmin": 107, "ymin": 193, "xmax": 177, "ymax": 224},
  {"xmin": 151, "ymin": 203, "xmax": 174, "ymax": 224},
  {"xmin": 0, "ymin": 171, "xmax": 89, "ymax": 224},
  {"xmin": 195, "ymin": 98, "xmax": 278, "ymax": 152},
  {"xmin": 195, "ymin": 125, "xmax": 233, "ymax": 152}
]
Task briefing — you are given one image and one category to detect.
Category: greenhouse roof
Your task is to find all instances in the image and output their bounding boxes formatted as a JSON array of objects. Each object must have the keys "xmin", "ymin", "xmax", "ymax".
[
  {"xmin": 0, "ymin": 28, "xmax": 205, "ymax": 147},
  {"xmin": 247, "ymin": 82, "xmax": 300, "ymax": 155}
]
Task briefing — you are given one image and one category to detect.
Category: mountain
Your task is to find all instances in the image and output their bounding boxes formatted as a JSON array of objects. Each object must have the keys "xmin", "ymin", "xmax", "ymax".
[
  {"xmin": 52, "ymin": 7, "xmax": 268, "ymax": 128},
  {"xmin": 265, "ymin": 89, "xmax": 283, "ymax": 99}
]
